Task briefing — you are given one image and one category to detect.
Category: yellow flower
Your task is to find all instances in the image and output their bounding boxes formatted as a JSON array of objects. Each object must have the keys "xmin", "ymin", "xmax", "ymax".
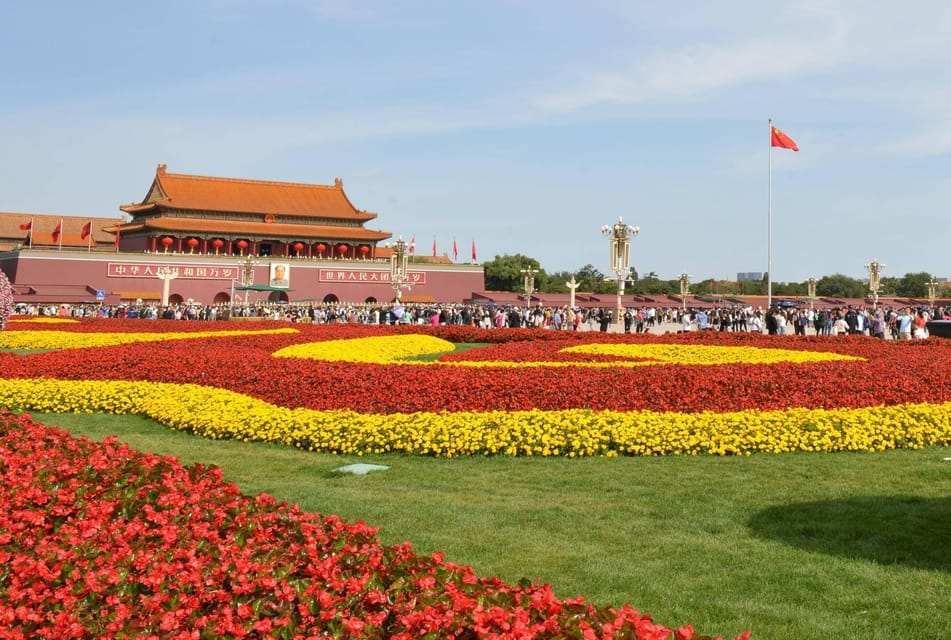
[
  {"xmin": 1, "ymin": 378, "xmax": 948, "ymax": 458},
  {"xmin": 0, "ymin": 328, "xmax": 298, "ymax": 350}
]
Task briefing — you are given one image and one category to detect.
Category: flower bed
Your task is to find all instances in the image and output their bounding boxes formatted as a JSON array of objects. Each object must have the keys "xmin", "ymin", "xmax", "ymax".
[
  {"xmin": 2, "ymin": 410, "xmax": 732, "ymax": 639},
  {"xmin": 0, "ymin": 319, "xmax": 950, "ymax": 456}
]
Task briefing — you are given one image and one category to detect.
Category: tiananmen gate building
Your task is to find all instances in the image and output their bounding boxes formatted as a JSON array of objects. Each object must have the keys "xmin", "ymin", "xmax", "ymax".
[{"xmin": 0, "ymin": 165, "xmax": 484, "ymax": 306}]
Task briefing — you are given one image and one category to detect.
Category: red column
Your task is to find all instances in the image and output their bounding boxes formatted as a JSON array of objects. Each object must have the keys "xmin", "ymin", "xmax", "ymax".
[
  {"xmin": 149, "ymin": 237, "xmax": 157, "ymax": 252},
  {"xmin": 227, "ymin": 239, "xmax": 233, "ymax": 255},
  {"xmin": 176, "ymin": 237, "xmax": 183, "ymax": 253}
]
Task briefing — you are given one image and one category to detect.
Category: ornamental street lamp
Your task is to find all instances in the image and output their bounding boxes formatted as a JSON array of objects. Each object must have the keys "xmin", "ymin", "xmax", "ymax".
[
  {"xmin": 864, "ymin": 259, "xmax": 885, "ymax": 307},
  {"xmin": 678, "ymin": 273, "xmax": 691, "ymax": 312},
  {"xmin": 389, "ymin": 237, "xmax": 411, "ymax": 300},
  {"xmin": 520, "ymin": 267, "xmax": 537, "ymax": 309},
  {"xmin": 927, "ymin": 277, "xmax": 940, "ymax": 310},
  {"xmin": 807, "ymin": 277, "xmax": 817, "ymax": 312},
  {"xmin": 601, "ymin": 217, "xmax": 639, "ymax": 328},
  {"xmin": 230, "ymin": 256, "xmax": 257, "ymax": 306}
]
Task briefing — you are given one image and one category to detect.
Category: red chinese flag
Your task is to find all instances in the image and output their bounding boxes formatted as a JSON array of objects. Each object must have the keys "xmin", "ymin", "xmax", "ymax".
[
  {"xmin": 432, "ymin": 238, "xmax": 437, "ymax": 258},
  {"xmin": 452, "ymin": 238, "xmax": 458, "ymax": 261},
  {"xmin": 114, "ymin": 225, "xmax": 121, "ymax": 249},
  {"xmin": 51, "ymin": 221, "xmax": 62, "ymax": 243},
  {"xmin": 80, "ymin": 221, "xmax": 92, "ymax": 239},
  {"xmin": 771, "ymin": 126, "xmax": 799, "ymax": 151},
  {"xmin": 471, "ymin": 239, "xmax": 477, "ymax": 262},
  {"xmin": 19, "ymin": 221, "xmax": 32, "ymax": 231},
  {"xmin": 408, "ymin": 235, "xmax": 415, "ymax": 255}
]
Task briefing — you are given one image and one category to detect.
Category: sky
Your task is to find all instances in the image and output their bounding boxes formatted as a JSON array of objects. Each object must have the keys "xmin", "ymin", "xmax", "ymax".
[{"xmin": 2, "ymin": 0, "xmax": 950, "ymax": 283}]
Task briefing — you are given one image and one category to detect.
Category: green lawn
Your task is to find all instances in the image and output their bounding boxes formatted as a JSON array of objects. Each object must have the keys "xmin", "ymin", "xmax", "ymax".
[{"xmin": 31, "ymin": 412, "xmax": 951, "ymax": 640}]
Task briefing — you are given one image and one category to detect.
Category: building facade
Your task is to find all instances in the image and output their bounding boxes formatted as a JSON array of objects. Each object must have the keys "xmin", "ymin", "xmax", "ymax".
[{"xmin": 0, "ymin": 166, "xmax": 484, "ymax": 306}]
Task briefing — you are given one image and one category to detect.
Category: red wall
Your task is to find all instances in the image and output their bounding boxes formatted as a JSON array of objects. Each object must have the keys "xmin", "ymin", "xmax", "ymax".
[{"xmin": 2, "ymin": 250, "xmax": 484, "ymax": 305}]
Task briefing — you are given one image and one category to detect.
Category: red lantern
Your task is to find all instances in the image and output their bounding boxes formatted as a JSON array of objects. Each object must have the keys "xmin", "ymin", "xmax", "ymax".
[
  {"xmin": 337, "ymin": 244, "xmax": 348, "ymax": 254},
  {"xmin": 160, "ymin": 236, "xmax": 173, "ymax": 253},
  {"xmin": 236, "ymin": 240, "xmax": 248, "ymax": 249},
  {"xmin": 359, "ymin": 245, "xmax": 369, "ymax": 253},
  {"xmin": 316, "ymin": 243, "xmax": 326, "ymax": 253},
  {"xmin": 292, "ymin": 242, "xmax": 304, "ymax": 252},
  {"xmin": 211, "ymin": 239, "xmax": 224, "ymax": 248},
  {"xmin": 186, "ymin": 238, "xmax": 199, "ymax": 247}
]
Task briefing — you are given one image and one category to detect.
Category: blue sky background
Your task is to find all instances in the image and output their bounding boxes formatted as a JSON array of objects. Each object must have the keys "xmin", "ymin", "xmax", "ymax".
[{"xmin": 2, "ymin": 1, "xmax": 949, "ymax": 282}]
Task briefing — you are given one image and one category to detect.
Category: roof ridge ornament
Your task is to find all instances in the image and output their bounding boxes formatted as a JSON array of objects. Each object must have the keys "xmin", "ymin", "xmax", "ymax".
[
  {"xmin": 335, "ymin": 178, "xmax": 343, "ymax": 189},
  {"xmin": 157, "ymin": 163, "xmax": 167, "ymax": 176}
]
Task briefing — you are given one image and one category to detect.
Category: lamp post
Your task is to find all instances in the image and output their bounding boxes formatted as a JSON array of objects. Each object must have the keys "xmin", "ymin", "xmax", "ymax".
[
  {"xmin": 679, "ymin": 273, "xmax": 691, "ymax": 312},
  {"xmin": 237, "ymin": 256, "xmax": 256, "ymax": 306},
  {"xmin": 520, "ymin": 267, "xmax": 537, "ymax": 310},
  {"xmin": 927, "ymin": 277, "xmax": 939, "ymax": 311},
  {"xmin": 389, "ymin": 237, "xmax": 410, "ymax": 300},
  {"xmin": 601, "ymin": 216, "xmax": 639, "ymax": 329},
  {"xmin": 807, "ymin": 277, "xmax": 817, "ymax": 312},
  {"xmin": 864, "ymin": 259, "xmax": 885, "ymax": 307}
]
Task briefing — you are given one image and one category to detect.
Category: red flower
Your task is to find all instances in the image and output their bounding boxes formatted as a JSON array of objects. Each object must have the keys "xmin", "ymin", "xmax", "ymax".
[{"xmin": 676, "ymin": 623, "xmax": 695, "ymax": 639}]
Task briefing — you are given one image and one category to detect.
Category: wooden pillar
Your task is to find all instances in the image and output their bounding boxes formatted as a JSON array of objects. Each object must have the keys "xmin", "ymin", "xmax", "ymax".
[
  {"xmin": 149, "ymin": 237, "xmax": 157, "ymax": 253},
  {"xmin": 176, "ymin": 237, "xmax": 183, "ymax": 253}
]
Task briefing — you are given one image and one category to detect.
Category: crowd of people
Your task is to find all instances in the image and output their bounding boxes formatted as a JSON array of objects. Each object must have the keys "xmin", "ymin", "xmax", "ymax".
[{"xmin": 13, "ymin": 300, "xmax": 947, "ymax": 340}]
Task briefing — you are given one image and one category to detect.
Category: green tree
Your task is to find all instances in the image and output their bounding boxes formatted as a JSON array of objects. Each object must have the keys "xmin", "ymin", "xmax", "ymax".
[
  {"xmin": 737, "ymin": 279, "xmax": 764, "ymax": 296},
  {"xmin": 573, "ymin": 264, "xmax": 605, "ymax": 293},
  {"xmin": 773, "ymin": 280, "xmax": 807, "ymax": 296},
  {"xmin": 482, "ymin": 254, "xmax": 546, "ymax": 292},
  {"xmin": 543, "ymin": 271, "xmax": 574, "ymax": 294},
  {"xmin": 893, "ymin": 272, "xmax": 933, "ymax": 298},
  {"xmin": 816, "ymin": 273, "xmax": 866, "ymax": 299},
  {"xmin": 878, "ymin": 276, "xmax": 900, "ymax": 297}
]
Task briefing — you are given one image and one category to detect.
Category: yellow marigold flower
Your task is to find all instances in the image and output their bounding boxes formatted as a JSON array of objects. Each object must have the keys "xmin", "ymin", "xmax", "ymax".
[
  {"xmin": 274, "ymin": 334, "xmax": 455, "ymax": 363},
  {"xmin": 1, "ymin": 378, "xmax": 948, "ymax": 458},
  {"xmin": 0, "ymin": 328, "xmax": 298, "ymax": 350}
]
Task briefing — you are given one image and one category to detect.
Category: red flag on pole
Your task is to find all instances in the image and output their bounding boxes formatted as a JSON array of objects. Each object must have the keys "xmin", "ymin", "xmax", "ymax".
[
  {"xmin": 51, "ymin": 220, "xmax": 62, "ymax": 245},
  {"xmin": 432, "ymin": 238, "xmax": 437, "ymax": 258},
  {"xmin": 19, "ymin": 220, "xmax": 32, "ymax": 231},
  {"xmin": 408, "ymin": 235, "xmax": 415, "ymax": 255},
  {"xmin": 452, "ymin": 238, "xmax": 458, "ymax": 262},
  {"xmin": 771, "ymin": 125, "xmax": 799, "ymax": 151},
  {"xmin": 114, "ymin": 225, "xmax": 121, "ymax": 251},
  {"xmin": 471, "ymin": 239, "xmax": 477, "ymax": 262},
  {"xmin": 80, "ymin": 221, "xmax": 92, "ymax": 239}
]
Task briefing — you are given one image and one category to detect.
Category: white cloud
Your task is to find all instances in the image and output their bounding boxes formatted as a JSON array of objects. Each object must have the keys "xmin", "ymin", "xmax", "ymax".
[{"xmin": 535, "ymin": 1, "xmax": 951, "ymax": 113}]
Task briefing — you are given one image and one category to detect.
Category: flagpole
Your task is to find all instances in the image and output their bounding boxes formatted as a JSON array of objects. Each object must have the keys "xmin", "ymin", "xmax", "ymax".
[
  {"xmin": 58, "ymin": 218, "xmax": 63, "ymax": 251},
  {"xmin": 29, "ymin": 217, "xmax": 33, "ymax": 249},
  {"xmin": 767, "ymin": 118, "xmax": 773, "ymax": 309}
]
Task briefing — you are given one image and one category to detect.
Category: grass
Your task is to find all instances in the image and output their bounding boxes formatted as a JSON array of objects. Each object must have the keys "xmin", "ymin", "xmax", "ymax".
[
  {"xmin": 27, "ymin": 412, "xmax": 951, "ymax": 640},
  {"xmin": 406, "ymin": 342, "xmax": 490, "ymax": 362}
]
